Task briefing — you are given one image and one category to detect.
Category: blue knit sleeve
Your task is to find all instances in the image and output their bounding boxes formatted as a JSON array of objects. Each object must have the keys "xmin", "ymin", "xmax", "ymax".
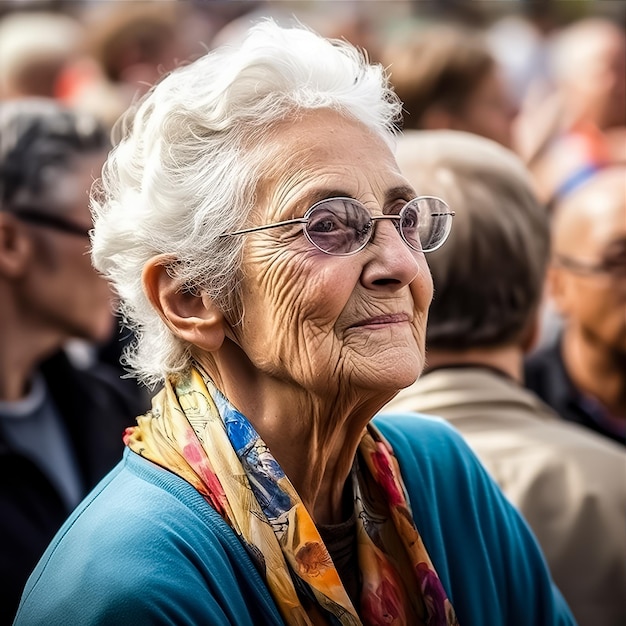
[{"xmin": 14, "ymin": 450, "xmax": 285, "ymax": 626}]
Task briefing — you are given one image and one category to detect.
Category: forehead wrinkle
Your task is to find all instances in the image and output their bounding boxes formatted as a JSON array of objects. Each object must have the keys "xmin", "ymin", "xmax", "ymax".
[
  {"xmin": 253, "ymin": 110, "xmax": 403, "ymax": 222},
  {"xmin": 262, "ymin": 160, "xmax": 410, "ymax": 223}
]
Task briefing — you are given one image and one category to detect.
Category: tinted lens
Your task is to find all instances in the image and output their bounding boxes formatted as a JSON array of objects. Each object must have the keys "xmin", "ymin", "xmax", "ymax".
[
  {"xmin": 398, "ymin": 203, "xmax": 420, "ymax": 249},
  {"xmin": 404, "ymin": 196, "xmax": 453, "ymax": 252},
  {"xmin": 304, "ymin": 198, "xmax": 371, "ymax": 254}
]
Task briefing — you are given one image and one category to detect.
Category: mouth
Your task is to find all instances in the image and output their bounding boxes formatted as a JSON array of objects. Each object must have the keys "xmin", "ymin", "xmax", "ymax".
[{"xmin": 349, "ymin": 313, "xmax": 411, "ymax": 329}]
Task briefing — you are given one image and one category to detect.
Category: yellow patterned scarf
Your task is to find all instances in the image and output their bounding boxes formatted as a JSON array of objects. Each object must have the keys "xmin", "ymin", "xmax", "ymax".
[{"xmin": 125, "ymin": 365, "xmax": 458, "ymax": 626}]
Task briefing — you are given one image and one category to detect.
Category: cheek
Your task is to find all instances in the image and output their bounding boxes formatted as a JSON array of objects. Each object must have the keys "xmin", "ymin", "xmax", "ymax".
[
  {"xmin": 242, "ymin": 250, "xmax": 353, "ymax": 345},
  {"xmin": 562, "ymin": 281, "xmax": 619, "ymax": 328},
  {"xmin": 238, "ymin": 249, "xmax": 361, "ymax": 381},
  {"xmin": 413, "ymin": 258, "xmax": 434, "ymax": 312},
  {"xmin": 247, "ymin": 246, "xmax": 355, "ymax": 322}
]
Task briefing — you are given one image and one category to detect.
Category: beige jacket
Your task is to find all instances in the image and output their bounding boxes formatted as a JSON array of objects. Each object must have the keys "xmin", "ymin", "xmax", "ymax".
[{"xmin": 384, "ymin": 366, "xmax": 626, "ymax": 626}]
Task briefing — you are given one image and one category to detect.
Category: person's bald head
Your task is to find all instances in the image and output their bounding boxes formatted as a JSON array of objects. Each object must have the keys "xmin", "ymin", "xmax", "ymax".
[
  {"xmin": 552, "ymin": 166, "xmax": 626, "ymax": 261},
  {"xmin": 548, "ymin": 166, "xmax": 626, "ymax": 356}
]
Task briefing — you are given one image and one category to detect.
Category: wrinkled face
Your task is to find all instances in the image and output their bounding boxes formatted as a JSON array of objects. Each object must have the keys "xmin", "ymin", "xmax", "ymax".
[
  {"xmin": 551, "ymin": 198, "xmax": 626, "ymax": 355},
  {"xmin": 228, "ymin": 109, "xmax": 433, "ymax": 399},
  {"xmin": 17, "ymin": 152, "xmax": 116, "ymax": 345}
]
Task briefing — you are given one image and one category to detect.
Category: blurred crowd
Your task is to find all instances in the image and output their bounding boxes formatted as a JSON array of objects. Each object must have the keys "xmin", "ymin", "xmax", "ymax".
[
  {"xmin": 0, "ymin": 0, "xmax": 624, "ymax": 203},
  {"xmin": 0, "ymin": 0, "xmax": 624, "ymax": 624}
]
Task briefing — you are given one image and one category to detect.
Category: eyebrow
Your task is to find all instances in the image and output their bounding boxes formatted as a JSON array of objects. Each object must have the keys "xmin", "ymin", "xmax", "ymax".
[
  {"xmin": 298, "ymin": 185, "xmax": 417, "ymax": 213},
  {"xmin": 384, "ymin": 185, "xmax": 418, "ymax": 204}
]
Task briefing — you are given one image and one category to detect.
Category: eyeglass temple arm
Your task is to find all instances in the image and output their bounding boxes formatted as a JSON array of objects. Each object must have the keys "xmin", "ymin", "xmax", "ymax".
[
  {"xmin": 370, "ymin": 212, "xmax": 455, "ymax": 222},
  {"xmin": 222, "ymin": 210, "xmax": 455, "ymax": 237},
  {"xmin": 221, "ymin": 217, "xmax": 308, "ymax": 238}
]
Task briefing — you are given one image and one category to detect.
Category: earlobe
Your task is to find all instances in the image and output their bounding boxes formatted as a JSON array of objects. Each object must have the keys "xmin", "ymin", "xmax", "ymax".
[
  {"xmin": 142, "ymin": 255, "xmax": 226, "ymax": 352},
  {"xmin": 0, "ymin": 213, "xmax": 32, "ymax": 278},
  {"xmin": 546, "ymin": 266, "xmax": 568, "ymax": 317}
]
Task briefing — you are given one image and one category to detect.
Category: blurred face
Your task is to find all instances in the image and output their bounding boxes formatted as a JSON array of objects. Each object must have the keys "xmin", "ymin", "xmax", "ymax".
[
  {"xmin": 227, "ymin": 109, "xmax": 433, "ymax": 399},
  {"xmin": 17, "ymin": 152, "xmax": 116, "ymax": 345},
  {"xmin": 551, "ymin": 196, "xmax": 626, "ymax": 355},
  {"xmin": 455, "ymin": 67, "xmax": 516, "ymax": 148},
  {"xmin": 571, "ymin": 28, "xmax": 626, "ymax": 129}
]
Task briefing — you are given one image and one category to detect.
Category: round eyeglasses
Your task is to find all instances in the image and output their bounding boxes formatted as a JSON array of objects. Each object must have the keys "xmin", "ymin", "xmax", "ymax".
[{"xmin": 221, "ymin": 196, "xmax": 454, "ymax": 255}]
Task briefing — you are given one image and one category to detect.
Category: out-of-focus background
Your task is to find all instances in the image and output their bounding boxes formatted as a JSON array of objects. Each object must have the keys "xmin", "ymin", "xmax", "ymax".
[
  {"xmin": 1, "ymin": 0, "xmax": 624, "ymax": 200},
  {"xmin": 2, "ymin": 0, "xmax": 625, "ymax": 202}
]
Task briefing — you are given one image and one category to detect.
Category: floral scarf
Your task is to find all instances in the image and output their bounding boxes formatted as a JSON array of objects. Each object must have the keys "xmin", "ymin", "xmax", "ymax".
[{"xmin": 124, "ymin": 365, "xmax": 458, "ymax": 626}]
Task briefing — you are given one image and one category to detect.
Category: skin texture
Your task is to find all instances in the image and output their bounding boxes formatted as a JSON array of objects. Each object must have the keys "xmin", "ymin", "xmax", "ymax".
[
  {"xmin": 0, "ymin": 151, "xmax": 116, "ymax": 401},
  {"xmin": 549, "ymin": 167, "xmax": 626, "ymax": 419},
  {"xmin": 145, "ymin": 109, "xmax": 434, "ymax": 524}
]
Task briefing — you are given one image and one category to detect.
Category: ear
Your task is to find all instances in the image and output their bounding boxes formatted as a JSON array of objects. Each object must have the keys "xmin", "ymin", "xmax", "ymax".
[
  {"xmin": 545, "ymin": 264, "xmax": 570, "ymax": 318},
  {"xmin": 0, "ymin": 212, "xmax": 32, "ymax": 278},
  {"xmin": 142, "ymin": 255, "xmax": 226, "ymax": 352}
]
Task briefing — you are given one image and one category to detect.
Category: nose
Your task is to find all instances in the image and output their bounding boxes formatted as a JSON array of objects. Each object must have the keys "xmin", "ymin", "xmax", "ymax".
[{"xmin": 360, "ymin": 218, "xmax": 421, "ymax": 290}]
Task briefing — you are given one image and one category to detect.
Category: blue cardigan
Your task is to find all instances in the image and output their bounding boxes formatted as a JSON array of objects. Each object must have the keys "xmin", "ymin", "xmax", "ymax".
[{"xmin": 15, "ymin": 413, "xmax": 575, "ymax": 625}]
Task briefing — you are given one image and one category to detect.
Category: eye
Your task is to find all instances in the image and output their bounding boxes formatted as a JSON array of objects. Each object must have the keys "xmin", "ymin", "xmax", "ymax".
[
  {"xmin": 308, "ymin": 212, "xmax": 343, "ymax": 233},
  {"xmin": 400, "ymin": 204, "xmax": 420, "ymax": 231},
  {"xmin": 305, "ymin": 199, "xmax": 370, "ymax": 254}
]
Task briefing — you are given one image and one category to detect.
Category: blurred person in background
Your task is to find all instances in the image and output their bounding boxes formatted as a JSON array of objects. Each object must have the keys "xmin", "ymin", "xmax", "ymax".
[
  {"xmin": 0, "ymin": 99, "xmax": 149, "ymax": 624},
  {"xmin": 385, "ymin": 129, "xmax": 626, "ymax": 626},
  {"xmin": 516, "ymin": 17, "xmax": 626, "ymax": 208},
  {"xmin": 210, "ymin": 0, "xmax": 384, "ymax": 63},
  {"xmin": 381, "ymin": 22, "xmax": 517, "ymax": 147},
  {"xmin": 0, "ymin": 10, "xmax": 83, "ymax": 100},
  {"xmin": 78, "ymin": 2, "xmax": 199, "ymax": 108},
  {"xmin": 525, "ymin": 166, "xmax": 626, "ymax": 446}
]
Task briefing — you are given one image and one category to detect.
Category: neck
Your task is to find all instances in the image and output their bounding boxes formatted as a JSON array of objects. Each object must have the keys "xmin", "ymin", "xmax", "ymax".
[
  {"xmin": 0, "ymin": 301, "xmax": 63, "ymax": 401},
  {"xmin": 424, "ymin": 344, "xmax": 523, "ymax": 382},
  {"xmin": 195, "ymin": 349, "xmax": 390, "ymax": 525},
  {"xmin": 562, "ymin": 327, "xmax": 626, "ymax": 418}
]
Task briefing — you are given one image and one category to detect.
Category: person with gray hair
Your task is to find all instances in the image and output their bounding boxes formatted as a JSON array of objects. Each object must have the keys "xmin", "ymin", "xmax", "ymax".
[
  {"xmin": 16, "ymin": 22, "xmax": 574, "ymax": 626},
  {"xmin": 0, "ymin": 98, "xmax": 148, "ymax": 625},
  {"xmin": 385, "ymin": 129, "xmax": 626, "ymax": 626}
]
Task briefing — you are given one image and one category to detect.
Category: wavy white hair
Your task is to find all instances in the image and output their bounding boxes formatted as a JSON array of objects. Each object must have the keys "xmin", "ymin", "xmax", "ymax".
[{"xmin": 91, "ymin": 19, "xmax": 402, "ymax": 388}]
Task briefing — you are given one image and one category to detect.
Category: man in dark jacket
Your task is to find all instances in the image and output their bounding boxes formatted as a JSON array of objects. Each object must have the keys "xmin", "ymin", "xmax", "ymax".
[
  {"xmin": 0, "ymin": 99, "xmax": 149, "ymax": 624},
  {"xmin": 525, "ymin": 166, "xmax": 626, "ymax": 446}
]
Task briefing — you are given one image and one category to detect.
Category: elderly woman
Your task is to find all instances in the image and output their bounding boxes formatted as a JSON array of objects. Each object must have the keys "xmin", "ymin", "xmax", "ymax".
[{"xmin": 15, "ymin": 21, "xmax": 574, "ymax": 626}]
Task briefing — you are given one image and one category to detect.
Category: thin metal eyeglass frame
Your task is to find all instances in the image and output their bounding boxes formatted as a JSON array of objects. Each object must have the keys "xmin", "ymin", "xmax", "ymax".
[
  {"xmin": 554, "ymin": 253, "xmax": 625, "ymax": 279},
  {"xmin": 221, "ymin": 196, "xmax": 455, "ymax": 255}
]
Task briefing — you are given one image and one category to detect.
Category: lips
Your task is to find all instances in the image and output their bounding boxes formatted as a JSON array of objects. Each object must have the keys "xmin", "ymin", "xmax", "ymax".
[{"xmin": 350, "ymin": 313, "xmax": 411, "ymax": 328}]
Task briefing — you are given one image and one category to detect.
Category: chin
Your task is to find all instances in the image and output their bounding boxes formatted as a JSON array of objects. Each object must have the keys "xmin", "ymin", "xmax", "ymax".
[{"xmin": 355, "ymin": 353, "xmax": 424, "ymax": 394}]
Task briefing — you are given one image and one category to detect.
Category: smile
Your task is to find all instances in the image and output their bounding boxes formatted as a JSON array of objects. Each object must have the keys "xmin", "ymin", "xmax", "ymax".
[{"xmin": 350, "ymin": 313, "xmax": 411, "ymax": 328}]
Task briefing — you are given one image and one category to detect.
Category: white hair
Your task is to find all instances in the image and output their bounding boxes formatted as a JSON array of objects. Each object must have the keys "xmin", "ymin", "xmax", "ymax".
[{"xmin": 91, "ymin": 19, "xmax": 402, "ymax": 388}]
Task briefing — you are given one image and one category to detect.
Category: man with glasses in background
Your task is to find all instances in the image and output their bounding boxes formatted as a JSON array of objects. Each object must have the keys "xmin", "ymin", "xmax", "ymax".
[
  {"xmin": 525, "ymin": 166, "xmax": 626, "ymax": 446},
  {"xmin": 0, "ymin": 99, "xmax": 148, "ymax": 624}
]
